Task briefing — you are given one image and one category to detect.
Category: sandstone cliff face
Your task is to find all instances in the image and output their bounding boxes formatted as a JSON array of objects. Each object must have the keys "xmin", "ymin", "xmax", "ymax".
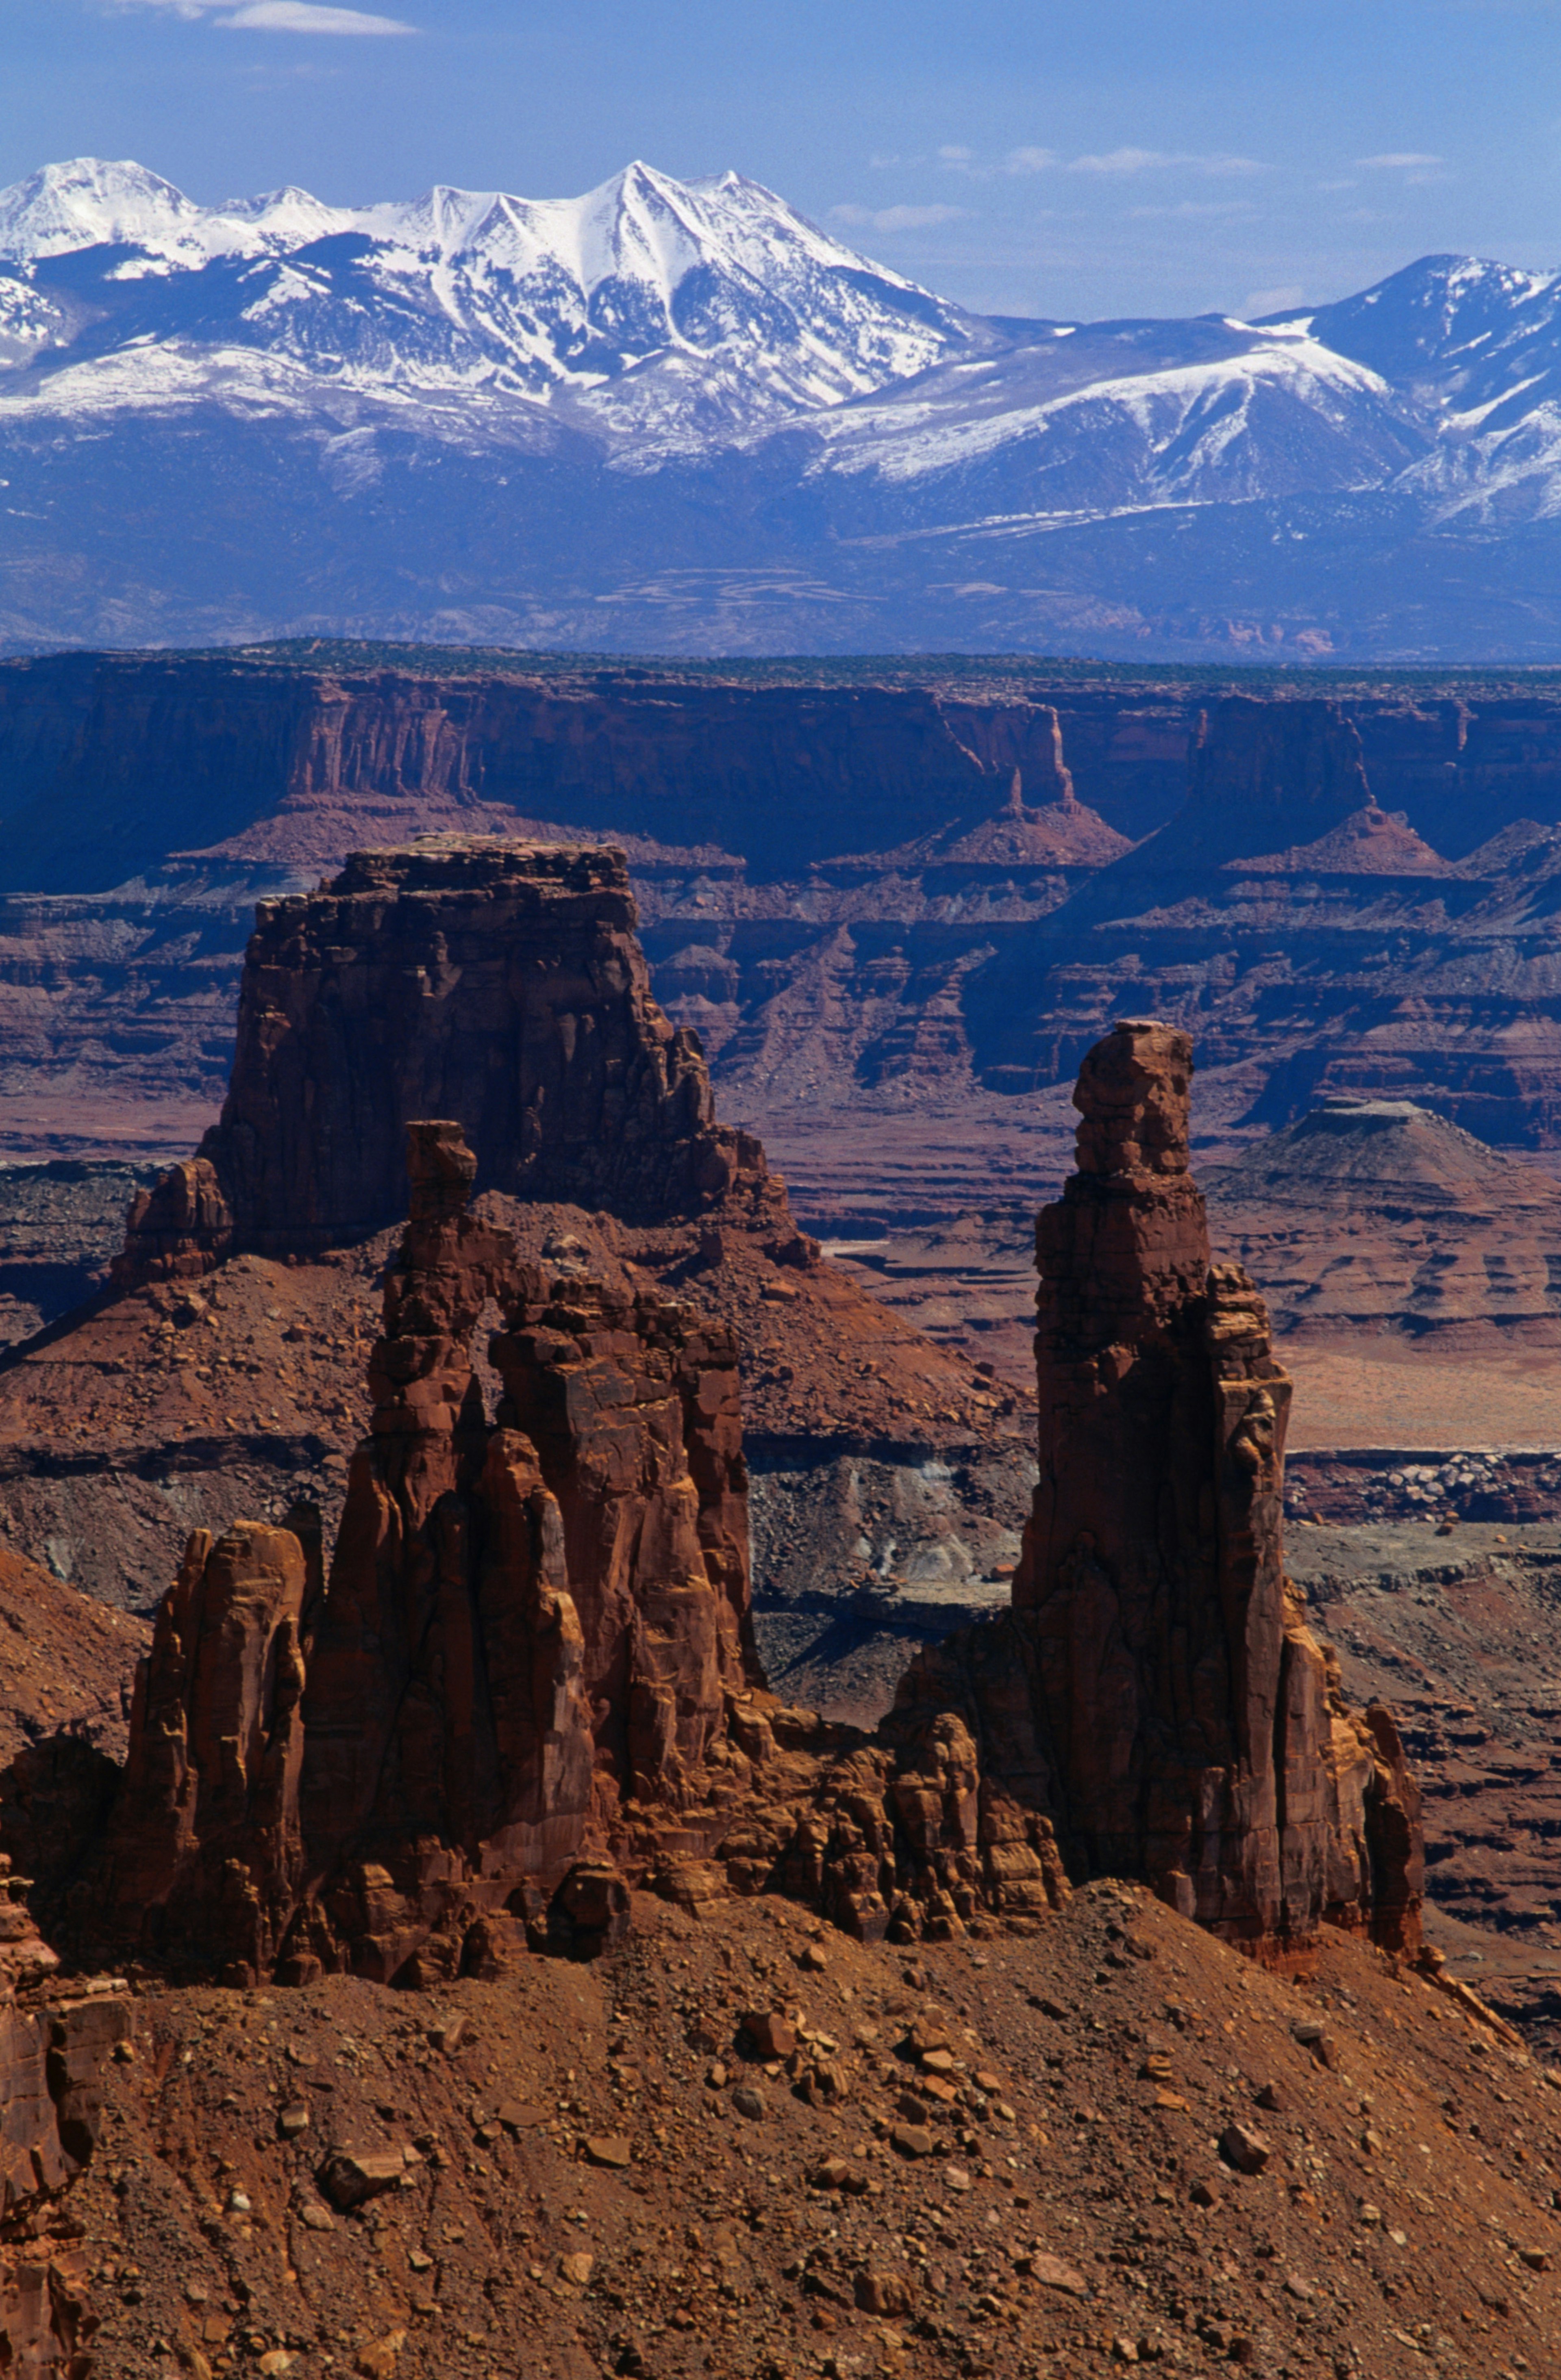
[
  {"xmin": 20, "ymin": 659, "xmax": 1561, "ymax": 1186},
  {"xmin": 890, "ymin": 1021, "xmax": 1424, "ymax": 1961},
  {"xmin": 1180, "ymin": 695, "xmax": 1373, "ymax": 864},
  {"xmin": 119, "ymin": 838, "xmax": 791, "ymax": 1280},
  {"xmin": 0, "ymin": 1868, "xmax": 132, "ymax": 2371},
  {"xmin": 94, "ymin": 1516, "xmax": 312, "ymax": 1980}
]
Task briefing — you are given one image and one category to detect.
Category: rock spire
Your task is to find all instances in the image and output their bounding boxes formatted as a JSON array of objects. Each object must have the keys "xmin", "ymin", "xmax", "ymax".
[
  {"xmin": 88, "ymin": 1030, "xmax": 1420, "ymax": 1980},
  {"xmin": 94, "ymin": 1118, "xmax": 765, "ymax": 1983},
  {"xmin": 891, "ymin": 1018, "xmax": 1423, "ymax": 1961}
]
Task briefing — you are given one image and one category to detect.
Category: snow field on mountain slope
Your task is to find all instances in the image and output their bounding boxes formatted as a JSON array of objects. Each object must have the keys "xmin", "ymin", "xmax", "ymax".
[{"xmin": 795, "ymin": 341, "xmax": 1413, "ymax": 500}]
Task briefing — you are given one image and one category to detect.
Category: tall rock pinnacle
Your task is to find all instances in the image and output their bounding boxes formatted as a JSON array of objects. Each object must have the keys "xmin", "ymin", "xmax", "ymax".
[{"xmin": 894, "ymin": 1018, "xmax": 1423, "ymax": 1961}]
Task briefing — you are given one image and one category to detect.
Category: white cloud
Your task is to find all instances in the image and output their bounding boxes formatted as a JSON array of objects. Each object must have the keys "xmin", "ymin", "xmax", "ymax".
[
  {"xmin": 1127, "ymin": 199, "xmax": 1256, "ymax": 219},
  {"xmin": 1005, "ymin": 146, "xmax": 1057, "ymax": 174},
  {"xmin": 1067, "ymin": 147, "xmax": 1265, "ymax": 176},
  {"xmin": 115, "ymin": 0, "xmax": 415, "ymax": 31},
  {"xmin": 1241, "ymin": 284, "xmax": 1306, "ymax": 316},
  {"xmin": 1356, "ymin": 152, "xmax": 1445, "ymax": 168},
  {"xmin": 832, "ymin": 202, "xmax": 972, "ymax": 232},
  {"xmin": 937, "ymin": 144, "xmax": 974, "ymax": 164},
  {"xmin": 225, "ymin": 2, "xmax": 414, "ymax": 26}
]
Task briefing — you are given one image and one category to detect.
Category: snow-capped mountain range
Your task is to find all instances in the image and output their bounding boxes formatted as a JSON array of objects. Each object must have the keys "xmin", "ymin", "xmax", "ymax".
[
  {"xmin": 3, "ymin": 155, "xmax": 1561, "ymax": 659},
  {"xmin": 0, "ymin": 156, "xmax": 980, "ymax": 449}
]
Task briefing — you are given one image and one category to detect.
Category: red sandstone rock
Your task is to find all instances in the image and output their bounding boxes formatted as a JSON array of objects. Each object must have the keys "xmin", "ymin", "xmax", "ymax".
[
  {"xmin": 285, "ymin": 1122, "xmax": 598, "ymax": 1983},
  {"xmin": 118, "ymin": 838, "xmax": 792, "ymax": 1283},
  {"xmin": 845, "ymin": 714, "xmax": 1134, "ymax": 871},
  {"xmin": 1181, "ymin": 695, "xmax": 1374, "ymax": 866},
  {"xmin": 1237, "ymin": 801, "xmax": 1448, "ymax": 876},
  {"xmin": 889, "ymin": 1018, "xmax": 1424, "ymax": 1960},
  {"xmin": 490, "ymin": 1270, "xmax": 757, "ymax": 1815},
  {"xmin": 93, "ymin": 1515, "xmax": 313, "ymax": 1980},
  {"xmin": 93, "ymin": 1119, "xmax": 1056, "ymax": 1974},
  {"xmin": 111, "ymin": 1156, "xmax": 234, "ymax": 1288},
  {"xmin": 0, "ymin": 1871, "xmax": 133, "ymax": 2369},
  {"xmin": 89, "ymin": 1039, "xmax": 1416, "ymax": 1981},
  {"xmin": 98, "ymin": 1120, "xmax": 777, "ymax": 1983}
]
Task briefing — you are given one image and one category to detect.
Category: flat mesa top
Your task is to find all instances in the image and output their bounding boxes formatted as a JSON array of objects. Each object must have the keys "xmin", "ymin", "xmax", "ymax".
[
  {"xmin": 320, "ymin": 838, "xmax": 634, "ymax": 897},
  {"xmin": 1313, "ymin": 1099, "xmax": 1432, "ymax": 1120}
]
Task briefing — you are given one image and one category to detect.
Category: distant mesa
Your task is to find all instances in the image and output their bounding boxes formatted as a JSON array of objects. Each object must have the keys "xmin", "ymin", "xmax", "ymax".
[
  {"xmin": 1213, "ymin": 1096, "xmax": 1561, "ymax": 1211},
  {"xmin": 1206, "ymin": 1097, "xmax": 1561, "ymax": 1339},
  {"xmin": 117, "ymin": 835, "xmax": 791, "ymax": 1281}
]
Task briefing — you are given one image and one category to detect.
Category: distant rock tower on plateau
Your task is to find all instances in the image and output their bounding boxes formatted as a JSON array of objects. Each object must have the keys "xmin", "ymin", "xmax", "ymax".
[{"xmin": 116, "ymin": 836, "xmax": 788, "ymax": 1283}]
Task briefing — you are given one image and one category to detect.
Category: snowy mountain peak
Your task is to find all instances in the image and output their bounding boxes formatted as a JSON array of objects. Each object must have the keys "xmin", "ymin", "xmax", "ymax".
[
  {"xmin": 0, "ymin": 156, "xmax": 355, "ymax": 267},
  {"xmin": 0, "ymin": 157, "xmax": 205, "ymax": 261},
  {"xmin": 8, "ymin": 159, "xmax": 1561, "ymax": 656},
  {"xmin": 1304, "ymin": 251, "xmax": 1561, "ymax": 380},
  {"xmin": 0, "ymin": 154, "xmax": 976, "ymax": 450}
]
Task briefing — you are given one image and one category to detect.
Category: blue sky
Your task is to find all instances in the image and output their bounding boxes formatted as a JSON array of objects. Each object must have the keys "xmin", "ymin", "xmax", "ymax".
[{"xmin": 4, "ymin": 0, "xmax": 1561, "ymax": 319}]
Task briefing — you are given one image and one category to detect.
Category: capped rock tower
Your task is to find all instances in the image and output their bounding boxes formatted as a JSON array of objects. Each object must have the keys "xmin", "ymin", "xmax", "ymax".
[
  {"xmin": 117, "ymin": 836, "xmax": 788, "ymax": 1282},
  {"xmin": 892, "ymin": 1018, "xmax": 1423, "ymax": 1960}
]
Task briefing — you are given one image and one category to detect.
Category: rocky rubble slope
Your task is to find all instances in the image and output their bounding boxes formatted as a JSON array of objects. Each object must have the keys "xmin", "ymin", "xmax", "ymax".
[
  {"xmin": 0, "ymin": 1162, "xmax": 161, "ymax": 1352},
  {"xmin": 55, "ymin": 1881, "xmax": 1561, "ymax": 2380}
]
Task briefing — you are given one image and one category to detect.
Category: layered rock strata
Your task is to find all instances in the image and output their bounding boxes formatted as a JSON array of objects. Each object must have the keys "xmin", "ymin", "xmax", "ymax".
[
  {"xmin": 0, "ymin": 1872, "xmax": 132, "ymax": 2371},
  {"xmin": 117, "ymin": 838, "xmax": 791, "ymax": 1284},
  {"xmin": 1205, "ymin": 1098, "xmax": 1561, "ymax": 1341},
  {"xmin": 890, "ymin": 1020, "xmax": 1424, "ymax": 1961}
]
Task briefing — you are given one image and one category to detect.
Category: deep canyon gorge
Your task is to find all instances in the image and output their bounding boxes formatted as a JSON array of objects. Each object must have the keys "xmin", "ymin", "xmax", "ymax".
[{"xmin": 0, "ymin": 656, "xmax": 1555, "ymax": 2373}]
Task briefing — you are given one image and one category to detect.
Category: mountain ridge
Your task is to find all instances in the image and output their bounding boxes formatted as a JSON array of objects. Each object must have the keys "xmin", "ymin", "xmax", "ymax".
[{"xmin": 4, "ymin": 156, "xmax": 1561, "ymax": 657}]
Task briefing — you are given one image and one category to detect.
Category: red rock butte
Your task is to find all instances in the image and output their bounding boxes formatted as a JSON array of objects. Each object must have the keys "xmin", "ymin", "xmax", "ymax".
[{"xmin": 117, "ymin": 836, "xmax": 789, "ymax": 1283}]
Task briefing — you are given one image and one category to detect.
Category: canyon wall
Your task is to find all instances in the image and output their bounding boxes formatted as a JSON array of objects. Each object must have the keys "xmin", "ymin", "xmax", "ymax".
[
  {"xmin": 9, "ymin": 654, "xmax": 1561, "ymax": 1181},
  {"xmin": 8, "ymin": 648, "xmax": 1561, "ymax": 898}
]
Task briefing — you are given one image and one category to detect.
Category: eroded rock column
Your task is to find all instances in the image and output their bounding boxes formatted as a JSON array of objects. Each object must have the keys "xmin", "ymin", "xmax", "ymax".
[{"xmin": 892, "ymin": 1018, "xmax": 1423, "ymax": 1959}]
